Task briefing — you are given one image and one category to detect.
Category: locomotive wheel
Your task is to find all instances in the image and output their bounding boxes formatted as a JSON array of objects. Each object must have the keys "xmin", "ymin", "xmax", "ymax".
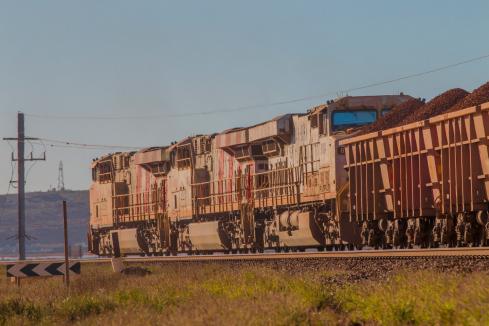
[
  {"xmin": 377, "ymin": 218, "xmax": 388, "ymax": 232},
  {"xmin": 476, "ymin": 211, "xmax": 488, "ymax": 226}
]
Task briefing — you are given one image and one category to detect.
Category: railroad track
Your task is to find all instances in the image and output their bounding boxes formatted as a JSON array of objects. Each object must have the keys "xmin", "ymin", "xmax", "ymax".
[{"xmin": 2, "ymin": 247, "xmax": 489, "ymax": 266}]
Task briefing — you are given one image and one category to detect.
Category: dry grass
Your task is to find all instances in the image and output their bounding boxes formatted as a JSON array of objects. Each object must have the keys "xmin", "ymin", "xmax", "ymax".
[{"xmin": 1, "ymin": 263, "xmax": 489, "ymax": 325}]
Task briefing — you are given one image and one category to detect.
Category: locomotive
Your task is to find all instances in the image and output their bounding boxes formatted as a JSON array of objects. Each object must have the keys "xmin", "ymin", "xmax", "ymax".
[{"xmin": 88, "ymin": 92, "xmax": 489, "ymax": 256}]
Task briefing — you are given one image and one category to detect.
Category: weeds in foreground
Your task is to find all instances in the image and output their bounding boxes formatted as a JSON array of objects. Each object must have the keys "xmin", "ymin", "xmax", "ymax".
[
  {"xmin": 335, "ymin": 272, "xmax": 489, "ymax": 326},
  {"xmin": 0, "ymin": 264, "xmax": 488, "ymax": 325}
]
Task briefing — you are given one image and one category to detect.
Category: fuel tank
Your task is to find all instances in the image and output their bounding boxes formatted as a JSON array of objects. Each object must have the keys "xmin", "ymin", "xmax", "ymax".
[
  {"xmin": 187, "ymin": 221, "xmax": 231, "ymax": 251},
  {"xmin": 278, "ymin": 211, "xmax": 324, "ymax": 247},
  {"xmin": 110, "ymin": 228, "xmax": 143, "ymax": 255}
]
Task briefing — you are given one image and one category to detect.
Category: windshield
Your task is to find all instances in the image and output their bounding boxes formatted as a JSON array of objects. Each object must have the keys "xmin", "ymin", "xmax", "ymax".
[{"xmin": 331, "ymin": 110, "xmax": 377, "ymax": 131}]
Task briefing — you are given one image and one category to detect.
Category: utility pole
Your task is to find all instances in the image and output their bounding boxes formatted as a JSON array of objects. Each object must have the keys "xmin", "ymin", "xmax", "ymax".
[
  {"xmin": 17, "ymin": 113, "xmax": 25, "ymax": 260},
  {"xmin": 3, "ymin": 112, "xmax": 46, "ymax": 260}
]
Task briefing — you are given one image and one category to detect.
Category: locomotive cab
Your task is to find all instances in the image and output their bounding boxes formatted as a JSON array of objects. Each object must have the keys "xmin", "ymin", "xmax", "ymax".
[{"xmin": 292, "ymin": 95, "xmax": 413, "ymax": 247}]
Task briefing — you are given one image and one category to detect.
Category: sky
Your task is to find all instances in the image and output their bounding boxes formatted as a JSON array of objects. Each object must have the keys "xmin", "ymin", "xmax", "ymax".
[{"xmin": 0, "ymin": 0, "xmax": 488, "ymax": 192}]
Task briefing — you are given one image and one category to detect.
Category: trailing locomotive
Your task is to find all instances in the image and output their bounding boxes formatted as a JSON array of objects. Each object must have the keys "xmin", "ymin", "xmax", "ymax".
[{"xmin": 88, "ymin": 94, "xmax": 412, "ymax": 256}]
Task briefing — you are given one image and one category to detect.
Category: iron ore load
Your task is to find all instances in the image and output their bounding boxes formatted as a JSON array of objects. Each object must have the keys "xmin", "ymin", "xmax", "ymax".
[{"xmin": 88, "ymin": 82, "xmax": 489, "ymax": 256}]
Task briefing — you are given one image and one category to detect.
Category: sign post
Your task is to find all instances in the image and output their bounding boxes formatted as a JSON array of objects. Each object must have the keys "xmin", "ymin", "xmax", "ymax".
[
  {"xmin": 5, "ymin": 201, "xmax": 81, "ymax": 286},
  {"xmin": 63, "ymin": 200, "xmax": 69, "ymax": 287}
]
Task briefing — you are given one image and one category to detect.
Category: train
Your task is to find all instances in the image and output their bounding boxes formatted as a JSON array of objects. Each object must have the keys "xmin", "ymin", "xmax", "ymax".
[{"xmin": 87, "ymin": 85, "xmax": 489, "ymax": 257}]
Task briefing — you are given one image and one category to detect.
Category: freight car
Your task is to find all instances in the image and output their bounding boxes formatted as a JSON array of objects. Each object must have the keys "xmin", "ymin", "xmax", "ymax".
[
  {"xmin": 87, "ymin": 94, "xmax": 413, "ymax": 256},
  {"xmin": 341, "ymin": 83, "xmax": 489, "ymax": 249}
]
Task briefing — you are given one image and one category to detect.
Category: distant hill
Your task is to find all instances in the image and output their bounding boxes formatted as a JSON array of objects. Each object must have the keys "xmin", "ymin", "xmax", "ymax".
[{"xmin": 0, "ymin": 190, "xmax": 89, "ymax": 256}]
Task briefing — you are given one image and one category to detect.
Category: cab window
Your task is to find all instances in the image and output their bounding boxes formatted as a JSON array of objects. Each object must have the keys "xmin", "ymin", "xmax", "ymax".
[{"xmin": 331, "ymin": 110, "xmax": 377, "ymax": 132}]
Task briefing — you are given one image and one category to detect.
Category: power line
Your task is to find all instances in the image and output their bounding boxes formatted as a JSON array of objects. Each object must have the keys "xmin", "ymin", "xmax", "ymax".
[
  {"xmin": 0, "ymin": 141, "xmax": 17, "ymax": 224},
  {"xmin": 25, "ymin": 160, "xmax": 38, "ymax": 182},
  {"xmin": 31, "ymin": 142, "xmax": 124, "ymax": 151},
  {"xmin": 341, "ymin": 53, "xmax": 489, "ymax": 94},
  {"xmin": 25, "ymin": 139, "xmax": 40, "ymax": 181},
  {"xmin": 24, "ymin": 52, "xmax": 489, "ymax": 120},
  {"xmin": 33, "ymin": 137, "xmax": 142, "ymax": 150}
]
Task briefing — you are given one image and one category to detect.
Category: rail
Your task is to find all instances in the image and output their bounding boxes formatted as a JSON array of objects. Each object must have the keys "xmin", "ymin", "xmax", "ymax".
[{"xmin": 3, "ymin": 248, "xmax": 489, "ymax": 266}]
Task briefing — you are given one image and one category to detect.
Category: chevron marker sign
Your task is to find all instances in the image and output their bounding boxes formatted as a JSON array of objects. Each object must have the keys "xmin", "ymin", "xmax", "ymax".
[{"xmin": 6, "ymin": 262, "xmax": 81, "ymax": 278}]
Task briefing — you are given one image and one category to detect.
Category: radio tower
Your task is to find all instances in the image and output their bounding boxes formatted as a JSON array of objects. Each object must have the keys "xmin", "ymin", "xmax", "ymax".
[{"xmin": 57, "ymin": 161, "xmax": 65, "ymax": 191}]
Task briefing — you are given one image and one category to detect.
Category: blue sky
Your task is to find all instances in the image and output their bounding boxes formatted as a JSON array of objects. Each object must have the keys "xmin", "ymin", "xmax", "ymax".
[{"xmin": 0, "ymin": 0, "xmax": 488, "ymax": 191}]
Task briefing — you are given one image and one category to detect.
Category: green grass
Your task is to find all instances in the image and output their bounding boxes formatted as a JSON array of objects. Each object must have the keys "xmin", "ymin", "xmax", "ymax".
[
  {"xmin": 0, "ymin": 264, "xmax": 488, "ymax": 325},
  {"xmin": 335, "ymin": 272, "xmax": 489, "ymax": 326}
]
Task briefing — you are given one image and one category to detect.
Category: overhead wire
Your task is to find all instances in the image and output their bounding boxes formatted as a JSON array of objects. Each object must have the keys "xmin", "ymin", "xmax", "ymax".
[
  {"xmin": 25, "ymin": 162, "xmax": 38, "ymax": 183},
  {"xmin": 25, "ymin": 139, "xmax": 38, "ymax": 181},
  {"xmin": 0, "ymin": 141, "xmax": 17, "ymax": 225},
  {"xmin": 23, "ymin": 52, "xmax": 489, "ymax": 120},
  {"xmin": 41, "ymin": 143, "xmax": 136, "ymax": 150},
  {"xmin": 340, "ymin": 53, "xmax": 489, "ymax": 94},
  {"xmin": 31, "ymin": 137, "xmax": 142, "ymax": 151}
]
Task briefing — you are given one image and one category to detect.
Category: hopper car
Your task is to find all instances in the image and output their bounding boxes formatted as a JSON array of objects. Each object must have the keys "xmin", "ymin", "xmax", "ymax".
[
  {"xmin": 87, "ymin": 94, "xmax": 489, "ymax": 256},
  {"xmin": 342, "ymin": 100, "xmax": 489, "ymax": 248}
]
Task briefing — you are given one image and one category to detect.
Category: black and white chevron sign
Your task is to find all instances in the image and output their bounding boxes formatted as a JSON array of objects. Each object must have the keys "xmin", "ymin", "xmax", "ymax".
[{"xmin": 6, "ymin": 262, "xmax": 81, "ymax": 278}]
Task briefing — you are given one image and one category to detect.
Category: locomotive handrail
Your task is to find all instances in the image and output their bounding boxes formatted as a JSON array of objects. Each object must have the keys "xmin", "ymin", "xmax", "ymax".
[{"xmin": 191, "ymin": 176, "xmax": 237, "ymax": 186}]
